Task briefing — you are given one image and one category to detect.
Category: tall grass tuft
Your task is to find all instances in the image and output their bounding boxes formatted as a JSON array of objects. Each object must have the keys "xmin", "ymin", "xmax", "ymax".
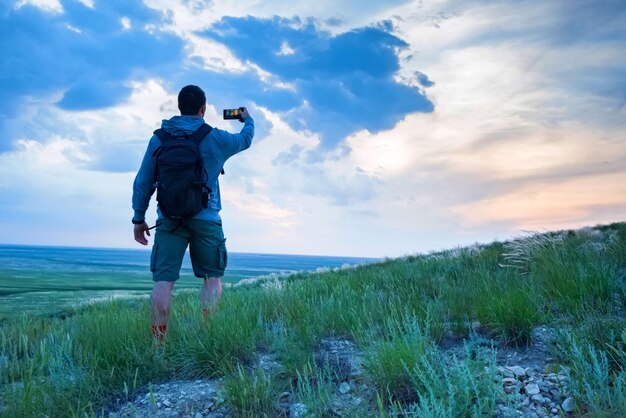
[
  {"xmin": 475, "ymin": 278, "xmax": 542, "ymax": 346},
  {"xmin": 291, "ymin": 361, "xmax": 334, "ymax": 416},
  {"xmin": 168, "ymin": 289, "xmax": 264, "ymax": 377},
  {"xmin": 363, "ymin": 313, "xmax": 429, "ymax": 404},
  {"xmin": 502, "ymin": 230, "xmax": 621, "ymax": 316},
  {"xmin": 223, "ymin": 364, "xmax": 282, "ymax": 418}
]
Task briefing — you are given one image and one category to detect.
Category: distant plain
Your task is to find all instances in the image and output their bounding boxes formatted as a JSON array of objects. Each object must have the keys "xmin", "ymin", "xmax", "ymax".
[{"xmin": 0, "ymin": 244, "xmax": 374, "ymax": 316}]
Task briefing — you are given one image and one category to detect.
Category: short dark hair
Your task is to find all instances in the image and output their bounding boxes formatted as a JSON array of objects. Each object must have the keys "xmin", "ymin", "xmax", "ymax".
[{"xmin": 178, "ymin": 85, "xmax": 206, "ymax": 115}]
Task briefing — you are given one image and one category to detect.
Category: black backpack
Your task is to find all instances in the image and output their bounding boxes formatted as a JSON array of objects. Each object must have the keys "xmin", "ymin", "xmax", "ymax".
[{"xmin": 152, "ymin": 123, "xmax": 213, "ymax": 220}]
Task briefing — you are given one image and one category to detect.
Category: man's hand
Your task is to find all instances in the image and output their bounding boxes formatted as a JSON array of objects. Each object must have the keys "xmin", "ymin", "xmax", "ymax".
[
  {"xmin": 134, "ymin": 222, "xmax": 150, "ymax": 245},
  {"xmin": 239, "ymin": 107, "xmax": 250, "ymax": 122}
]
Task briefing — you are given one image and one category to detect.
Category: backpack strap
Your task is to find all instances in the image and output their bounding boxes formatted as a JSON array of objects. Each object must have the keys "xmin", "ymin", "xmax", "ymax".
[
  {"xmin": 189, "ymin": 124, "xmax": 224, "ymax": 175},
  {"xmin": 153, "ymin": 128, "xmax": 173, "ymax": 143},
  {"xmin": 189, "ymin": 123, "xmax": 213, "ymax": 145}
]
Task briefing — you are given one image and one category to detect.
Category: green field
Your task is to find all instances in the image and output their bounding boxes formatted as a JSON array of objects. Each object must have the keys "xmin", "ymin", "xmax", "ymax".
[{"xmin": 1, "ymin": 223, "xmax": 626, "ymax": 417}]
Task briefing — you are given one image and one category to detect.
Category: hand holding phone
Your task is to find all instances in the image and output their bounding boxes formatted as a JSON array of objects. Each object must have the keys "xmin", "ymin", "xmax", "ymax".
[{"xmin": 223, "ymin": 107, "xmax": 249, "ymax": 122}]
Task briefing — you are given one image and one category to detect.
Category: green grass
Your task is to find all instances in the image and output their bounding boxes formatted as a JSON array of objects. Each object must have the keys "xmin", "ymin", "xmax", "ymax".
[
  {"xmin": 560, "ymin": 335, "xmax": 626, "ymax": 417},
  {"xmin": 363, "ymin": 313, "xmax": 430, "ymax": 404},
  {"xmin": 1, "ymin": 222, "xmax": 626, "ymax": 417},
  {"xmin": 381, "ymin": 341, "xmax": 501, "ymax": 417},
  {"xmin": 223, "ymin": 365, "xmax": 282, "ymax": 417},
  {"xmin": 291, "ymin": 361, "xmax": 334, "ymax": 416}
]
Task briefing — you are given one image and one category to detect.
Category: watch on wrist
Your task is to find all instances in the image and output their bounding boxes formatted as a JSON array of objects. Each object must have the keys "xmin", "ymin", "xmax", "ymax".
[{"xmin": 132, "ymin": 219, "xmax": 145, "ymax": 225}]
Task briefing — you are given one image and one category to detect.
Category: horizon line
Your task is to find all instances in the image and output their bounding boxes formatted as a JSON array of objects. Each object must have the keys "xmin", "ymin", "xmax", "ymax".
[{"xmin": 0, "ymin": 242, "xmax": 380, "ymax": 260}]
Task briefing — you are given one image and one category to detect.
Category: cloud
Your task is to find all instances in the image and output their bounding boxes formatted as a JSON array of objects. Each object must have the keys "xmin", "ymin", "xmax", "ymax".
[
  {"xmin": 272, "ymin": 144, "xmax": 303, "ymax": 165},
  {"xmin": 0, "ymin": 0, "xmax": 183, "ymax": 136},
  {"xmin": 14, "ymin": 0, "xmax": 63, "ymax": 14},
  {"xmin": 201, "ymin": 16, "xmax": 434, "ymax": 150},
  {"xmin": 145, "ymin": 0, "xmax": 411, "ymax": 34},
  {"xmin": 217, "ymin": 105, "xmax": 382, "ymax": 210},
  {"xmin": 57, "ymin": 79, "xmax": 132, "ymax": 110},
  {"xmin": 0, "ymin": 80, "xmax": 177, "ymax": 172},
  {"xmin": 452, "ymin": 171, "xmax": 626, "ymax": 231},
  {"xmin": 0, "ymin": 135, "xmax": 136, "ymax": 244}
]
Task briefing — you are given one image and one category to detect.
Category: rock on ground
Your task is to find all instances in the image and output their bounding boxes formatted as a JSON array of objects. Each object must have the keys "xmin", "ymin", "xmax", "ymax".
[{"xmin": 106, "ymin": 379, "xmax": 230, "ymax": 418}]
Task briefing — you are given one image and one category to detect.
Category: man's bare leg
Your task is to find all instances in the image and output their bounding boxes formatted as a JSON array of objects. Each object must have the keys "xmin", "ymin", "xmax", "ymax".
[
  {"xmin": 151, "ymin": 281, "xmax": 175, "ymax": 342},
  {"xmin": 201, "ymin": 276, "xmax": 222, "ymax": 319}
]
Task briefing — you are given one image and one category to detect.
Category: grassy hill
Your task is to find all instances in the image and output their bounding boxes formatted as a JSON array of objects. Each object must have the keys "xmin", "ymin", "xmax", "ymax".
[{"xmin": 1, "ymin": 222, "xmax": 626, "ymax": 417}]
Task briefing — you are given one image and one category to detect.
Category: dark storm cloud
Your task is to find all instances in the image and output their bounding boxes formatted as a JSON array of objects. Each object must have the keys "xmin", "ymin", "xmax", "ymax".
[{"xmin": 201, "ymin": 16, "xmax": 434, "ymax": 151}]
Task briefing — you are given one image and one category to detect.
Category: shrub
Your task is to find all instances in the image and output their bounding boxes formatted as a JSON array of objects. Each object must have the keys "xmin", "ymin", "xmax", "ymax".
[{"xmin": 567, "ymin": 338, "xmax": 626, "ymax": 417}]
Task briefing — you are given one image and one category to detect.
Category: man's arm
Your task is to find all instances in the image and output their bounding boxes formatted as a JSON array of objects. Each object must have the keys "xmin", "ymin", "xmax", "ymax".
[
  {"xmin": 132, "ymin": 136, "xmax": 159, "ymax": 245},
  {"xmin": 216, "ymin": 109, "xmax": 255, "ymax": 159}
]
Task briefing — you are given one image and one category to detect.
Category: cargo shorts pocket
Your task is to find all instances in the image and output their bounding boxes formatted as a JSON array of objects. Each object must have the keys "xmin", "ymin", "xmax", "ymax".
[
  {"xmin": 218, "ymin": 239, "xmax": 228, "ymax": 271},
  {"xmin": 150, "ymin": 243, "xmax": 159, "ymax": 272}
]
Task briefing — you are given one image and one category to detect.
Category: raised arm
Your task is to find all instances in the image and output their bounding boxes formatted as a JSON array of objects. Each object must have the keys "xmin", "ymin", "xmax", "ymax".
[{"xmin": 216, "ymin": 110, "xmax": 255, "ymax": 159}]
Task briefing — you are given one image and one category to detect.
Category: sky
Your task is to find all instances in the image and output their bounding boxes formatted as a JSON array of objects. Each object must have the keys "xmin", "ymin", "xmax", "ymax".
[{"xmin": 0, "ymin": 0, "xmax": 624, "ymax": 258}]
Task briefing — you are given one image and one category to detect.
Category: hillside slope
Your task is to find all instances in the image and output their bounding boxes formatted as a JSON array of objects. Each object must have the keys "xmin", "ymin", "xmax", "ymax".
[{"xmin": 1, "ymin": 223, "xmax": 626, "ymax": 417}]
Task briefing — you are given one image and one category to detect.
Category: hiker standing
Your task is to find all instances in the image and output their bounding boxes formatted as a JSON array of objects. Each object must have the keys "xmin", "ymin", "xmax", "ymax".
[{"xmin": 132, "ymin": 85, "xmax": 254, "ymax": 342}]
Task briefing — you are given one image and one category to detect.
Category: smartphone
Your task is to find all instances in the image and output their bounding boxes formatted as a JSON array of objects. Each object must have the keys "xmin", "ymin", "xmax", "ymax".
[{"xmin": 223, "ymin": 108, "xmax": 242, "ymax": 120}]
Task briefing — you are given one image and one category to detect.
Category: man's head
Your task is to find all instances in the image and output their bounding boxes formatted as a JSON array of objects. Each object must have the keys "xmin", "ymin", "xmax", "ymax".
[{"xmin": 178, "ymin": 85, "xmax": 206, "ymax": 116}]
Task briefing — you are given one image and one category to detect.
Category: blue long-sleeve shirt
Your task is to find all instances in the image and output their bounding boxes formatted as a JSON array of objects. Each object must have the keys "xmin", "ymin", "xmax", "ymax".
[{"xmin": 132, "ymin": 115, "xmax": 254, "ymax": 223}]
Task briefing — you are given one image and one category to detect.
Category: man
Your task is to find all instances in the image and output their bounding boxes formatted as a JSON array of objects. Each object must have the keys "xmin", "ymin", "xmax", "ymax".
[{"xmin": 132, "ymin": 85, "xmax": 254, "ymax": 342}]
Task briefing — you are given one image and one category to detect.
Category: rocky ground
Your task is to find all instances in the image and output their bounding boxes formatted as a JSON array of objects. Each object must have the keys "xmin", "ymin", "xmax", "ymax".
[
  {"xmin": 105, "ymin": 326, "xmax": 577, "ymax": 418},
  {"xmin": 492, "ymin": 326, "xmax": 576, "ymax": 418}
]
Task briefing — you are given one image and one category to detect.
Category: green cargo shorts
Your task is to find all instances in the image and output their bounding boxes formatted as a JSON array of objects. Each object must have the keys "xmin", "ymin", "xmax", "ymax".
[{"xmin": 150, "ymin": 218, "xmax": 227, "ymax": 282}]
